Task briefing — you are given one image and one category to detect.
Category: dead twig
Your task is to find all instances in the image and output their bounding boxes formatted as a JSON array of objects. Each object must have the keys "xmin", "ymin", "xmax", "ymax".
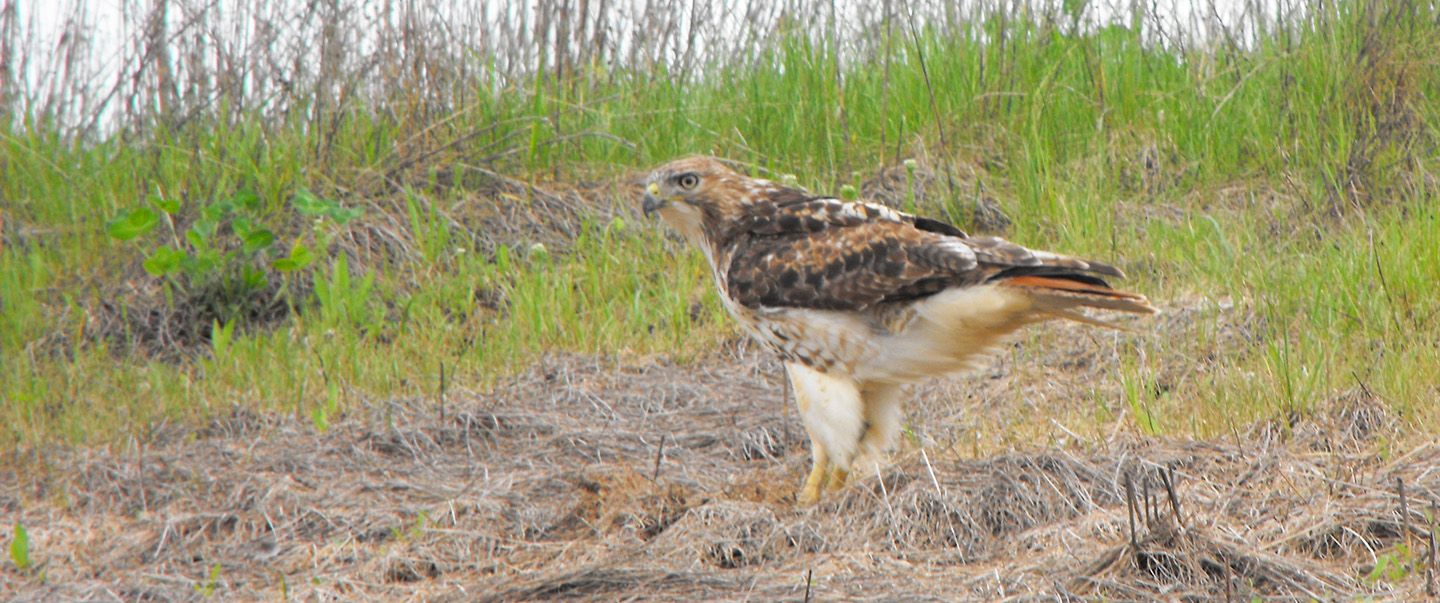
[{"xmin": 1161, "ymin": 465, "xmax": 1186, "ymax": 531}]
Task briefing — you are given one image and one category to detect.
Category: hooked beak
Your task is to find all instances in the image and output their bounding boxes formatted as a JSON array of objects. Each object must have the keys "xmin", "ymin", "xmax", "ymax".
[{"xmin": 642, "ymin": 182, "xmax": 668, "ymax": 218}]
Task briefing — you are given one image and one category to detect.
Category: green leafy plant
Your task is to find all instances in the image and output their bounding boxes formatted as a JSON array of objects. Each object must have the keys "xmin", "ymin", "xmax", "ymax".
[
  {"xmin": 105, "ymin": 188, "xmax": 362, "ymax": 285},
  {"xmin": 106, "ymin": 191, "xmax": 265, "ymax": 285},
  {"xmin": 196, "ymin": 562, "xmax": 223, "ymax": 597},
  {"xmin": 271, "ymin": 243, "xmax": 314, "ymax": 273},
  {"xmin": 106, "ymin": 207, "xmax": 160, "ymax": 241},
  {"xmin": 101, "ymin": 187, "xmax": 365, "ymax": 338},
  {"xmin": 1366, "ymin": 544, "xmax": 1413, "ymax": 584},
  {"xmin": 210, "ymin": 319, "xmax": 236, "ymax": 362},
  {"xmin": 314, "ymin": 255, "xmax": 376, "ymax": 328},
  {"xmin": 291, "ymin": 188, "xmax": 364, "ymax": 224},
  {"xmin": 10, "ymin": 522, "xmax": 30, "ymax": 572}
]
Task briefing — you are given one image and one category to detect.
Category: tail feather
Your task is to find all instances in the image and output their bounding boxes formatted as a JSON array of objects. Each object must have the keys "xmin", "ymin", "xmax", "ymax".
[
  {"xmin": 866, "ymin": 275, "xmax": 1156, "ymax": 382},
  {"xmin": 1000, "ymin": 275, "xmax": 1160, "ymax": 328}
]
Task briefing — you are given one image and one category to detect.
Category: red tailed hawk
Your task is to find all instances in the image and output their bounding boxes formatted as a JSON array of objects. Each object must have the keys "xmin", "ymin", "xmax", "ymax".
[{"xmin": 641, "ymin": 157, "xmax": 1158, "ymax": 504}]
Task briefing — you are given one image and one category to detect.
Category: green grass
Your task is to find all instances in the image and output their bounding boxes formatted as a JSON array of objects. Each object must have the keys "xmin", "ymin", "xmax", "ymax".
[{"xmin": 2, "ymin": 0, "xmax": 1438, "ymax": 453}]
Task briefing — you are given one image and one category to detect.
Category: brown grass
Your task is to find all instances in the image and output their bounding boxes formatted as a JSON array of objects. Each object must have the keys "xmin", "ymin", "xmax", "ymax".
[{"xmin": 4, "ymin": 332, "xmax": 1436, "ymax": 601}]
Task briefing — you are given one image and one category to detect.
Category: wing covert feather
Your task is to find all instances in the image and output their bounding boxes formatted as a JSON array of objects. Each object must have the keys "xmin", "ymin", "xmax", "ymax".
[
  {"xmin": 721, "ymin": 196, "xmax": 1129, "ymax": 312},
  {"xmin": 724, "ymin": 200, "xmax": 982, "ymax": 311}
]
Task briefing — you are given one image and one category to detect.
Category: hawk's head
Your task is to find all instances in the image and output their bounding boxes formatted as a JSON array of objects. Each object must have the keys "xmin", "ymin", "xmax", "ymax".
[{"xmin": 641, "ymin": 157, "xmax": 783, "ymax": 249}]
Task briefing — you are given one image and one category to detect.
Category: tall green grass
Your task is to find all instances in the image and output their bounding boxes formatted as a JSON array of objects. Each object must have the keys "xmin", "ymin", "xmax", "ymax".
[{"xmin": 2, "ymin": 0, "xmax": 1438, "ymax": 452}]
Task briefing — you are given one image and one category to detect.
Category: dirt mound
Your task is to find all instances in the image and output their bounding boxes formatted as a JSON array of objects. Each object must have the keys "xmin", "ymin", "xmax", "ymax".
[{"xmin": 3, "ymin": 351, "xmax": 1436, "ymax": 602}]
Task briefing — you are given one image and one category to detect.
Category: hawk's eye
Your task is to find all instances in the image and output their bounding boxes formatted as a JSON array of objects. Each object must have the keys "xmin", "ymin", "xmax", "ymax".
[{"xmin": 676, "ymin": 173, "xmax": 700, "ymax": 189}]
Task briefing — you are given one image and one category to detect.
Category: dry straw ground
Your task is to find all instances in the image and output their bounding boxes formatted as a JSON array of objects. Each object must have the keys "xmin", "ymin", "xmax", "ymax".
[{"xmin": 4, "ymin": 312, "xmax": 1437, "ymax": 602}]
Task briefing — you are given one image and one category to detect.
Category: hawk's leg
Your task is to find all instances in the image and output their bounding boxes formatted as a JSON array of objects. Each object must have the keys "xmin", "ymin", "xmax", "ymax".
[
  {"xmin": 826, "ymin": 466, "xmax": 850, "ymax": 492},
  {"xmin": 787, "ymin": 361, "xmax": 866, "ymax": 504},
  {"xmin": 799, "ymin": 439, "xmax": 830, "ymax": 504},
  {"xmin": 855, "ymin": 382, "xmax": 907, "ymax": 468}
]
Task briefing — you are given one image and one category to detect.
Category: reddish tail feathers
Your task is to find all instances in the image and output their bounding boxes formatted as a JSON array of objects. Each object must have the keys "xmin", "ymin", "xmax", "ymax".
[{"xmin": 1002, "ymin": 274, "xmax": 1159, "ymax": 328}]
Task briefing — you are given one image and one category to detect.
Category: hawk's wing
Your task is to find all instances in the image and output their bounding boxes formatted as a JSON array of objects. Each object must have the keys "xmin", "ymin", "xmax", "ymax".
[{"xmin": 723, "ymin": 195, "xmax": 1128, "ymax": 312}]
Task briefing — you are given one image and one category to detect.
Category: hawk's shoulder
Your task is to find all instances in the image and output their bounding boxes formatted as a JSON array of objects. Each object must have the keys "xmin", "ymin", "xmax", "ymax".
[{"xmin": 721, "ymin": 195, "xmax": 980, "ymax": 311}]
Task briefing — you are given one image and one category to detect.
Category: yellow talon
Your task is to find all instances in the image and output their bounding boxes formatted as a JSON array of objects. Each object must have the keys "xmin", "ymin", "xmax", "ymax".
[
  {"xmin": 799, "ymin": 444, "xmax": 830, "ymax": 504},
  {"xmin": 826, "ymin": 467, "xmax": 850, "ymax": 491}
]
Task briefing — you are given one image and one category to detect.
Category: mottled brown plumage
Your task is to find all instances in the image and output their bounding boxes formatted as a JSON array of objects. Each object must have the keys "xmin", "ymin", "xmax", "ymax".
[{"xmin": 641, "ymin": 157, "xmax": 1158, "ymax": 504}]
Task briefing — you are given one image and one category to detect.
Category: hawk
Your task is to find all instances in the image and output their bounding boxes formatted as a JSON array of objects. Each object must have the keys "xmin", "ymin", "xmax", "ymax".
[{"xmin": 641, "ymin": 157, "xmax": 1158, "ymax": 503}]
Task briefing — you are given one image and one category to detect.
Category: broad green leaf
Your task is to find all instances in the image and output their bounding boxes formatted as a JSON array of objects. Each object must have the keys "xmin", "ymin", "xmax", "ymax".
[
  {"xmin": 272, "ymin": 243, "xmax": 314, "ymax": 272},
  {"xmin": 292, "ymin": 188, "xmax": 331, "ymax": 216},
  {"xmin": 106, "ymin": 208, "xmax": 159, "ymax": 241},
  {"xmin": 201, "ymin": 200, "xmax": 234, "ymax": 223},
  {"xmin": 142, "ymin": 245, "xmax": 185, "ymax": 276},
  {"xmin": 231, "ymin": 217, "xmax": 253, "ymax": 239},
  {"xmin": 231, "ymin": 190, "xmax": 260, "ymax": 209},
  {"xmin": 149, "ymin": 194, "xmax": 181, "ymax": 214},
  {"xmin": 191, "ymin": 218, "xmax": 218, "ymax": 240},
  {"xmin": 327, "ymin": 206, "xmax": 363, "ymax": 225},
  {"xmin": 243, "ymin": 229, "xmax": 275, "ymax": 253},
  {"xmin": 187, "ymin": 249, "xmax": 219, "ymax": 275},
  {"xmin": 288, "ymin": 244, "xmax": 314, "ymax": 266},
  {"xmin": 242, "ymin": 268, "xmax": 268, "ymax": 290}
]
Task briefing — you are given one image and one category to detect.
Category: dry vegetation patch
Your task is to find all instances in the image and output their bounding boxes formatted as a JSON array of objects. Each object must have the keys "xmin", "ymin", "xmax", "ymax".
[{"xmin": 4, "ymin": 345, "xmax": 1436, "ymax": 602}]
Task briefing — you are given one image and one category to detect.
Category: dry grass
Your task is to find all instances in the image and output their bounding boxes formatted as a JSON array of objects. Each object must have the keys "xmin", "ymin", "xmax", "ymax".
[{"xmin": 4, "ymin": 320, "xmax": 1436, "ymax": 602}]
